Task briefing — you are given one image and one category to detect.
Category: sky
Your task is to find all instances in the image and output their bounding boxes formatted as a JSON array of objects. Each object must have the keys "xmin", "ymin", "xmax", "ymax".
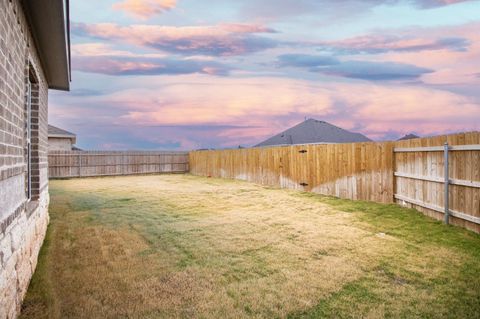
[{"xmin": 50, "ymin": 0, "xmax": 480, "ymax": 150}]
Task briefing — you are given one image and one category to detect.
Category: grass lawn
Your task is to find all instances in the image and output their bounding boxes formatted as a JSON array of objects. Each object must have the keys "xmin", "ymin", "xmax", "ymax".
[{"xmin": 20, "ymin": 175, "xmax": 480, "ymax": 318}]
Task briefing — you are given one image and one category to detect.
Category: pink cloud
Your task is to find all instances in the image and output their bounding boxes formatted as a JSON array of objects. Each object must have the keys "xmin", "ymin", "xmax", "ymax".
[
  {"xmin": 417, "ymin": 0, "xmax": 472, "ymax": 7},
  {"xmin": 71, "ymin": 43, "xmax": 167, "ymax": 58},
  {"xmin": 237, "ymin": 0, "xmax": 475, "ymax": 22},
  {"xmin": 130, "ymin": 77, "xmax": 479, "ymax": 141},
  {"xmin": 54, "ymin": 75, "xmax": 479, "ymax": 146},
  {"xmin": 73, "ymin": 56, "xmax": 230, "ymax": 76},
  {"xmin": 319, "ymin": 34, "xmax": 469, "ymax": 54},
  {"xmin": 112, "ymin": 0, "xmax": 176, "ymax": 19},
  {"xmin": 73, "ymin": 22, "xmax": 278, "ymax": 56},
  {"xmin": 373, "ymin": 23, "xmax": 480, "ymax": 85},
  {"xmin": 70, "ymin": 43, "xmax": 231, "ymax": 76},
  {"xmin": 305, "ymin": 22, "xmax": 479, "ymax": 87}
]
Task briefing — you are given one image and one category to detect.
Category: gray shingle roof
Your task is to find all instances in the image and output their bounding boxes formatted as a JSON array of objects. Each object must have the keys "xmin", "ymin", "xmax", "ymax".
[
  {"xmin": 255, "ymin": 119, "xmax": 371, "ymax": 147},
  {"xmin": 397, "ymin": 133, "xmax": 420, "ymax": 141},
  {"xmin": 48, "ymin": 124, "xmax": 76, "ymax": 140}
]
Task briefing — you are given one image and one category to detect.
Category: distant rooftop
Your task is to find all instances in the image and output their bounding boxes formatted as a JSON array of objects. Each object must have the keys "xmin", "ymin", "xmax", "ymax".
[
  {"xmin": 397, "ymin": 133, "xmax": 420, "ymax": 141},
  {"xmin": 48, "ymin": 124, "xmax": 76, "ymax": 143},
  {"xmin": 255, "ymin": 119, "xmax": 371, "ymax": 147}
]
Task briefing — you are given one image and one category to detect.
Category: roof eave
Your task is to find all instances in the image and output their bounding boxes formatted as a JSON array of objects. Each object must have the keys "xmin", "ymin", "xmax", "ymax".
[
  {"xmin": 22, "ymin": 0, "xmax": 71, "ymax": 91},
  {"xmin": 49, "ymin": 135, "xmax": 76, "ymax": 144},
  {"xmin": 49, "ymin": 134, "xmax": 76, "ymax": 139}
]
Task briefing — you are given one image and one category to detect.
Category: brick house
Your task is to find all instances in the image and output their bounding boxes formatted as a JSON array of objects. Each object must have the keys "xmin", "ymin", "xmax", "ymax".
[
  {"xmin": 0, "ymin": 0, "xmax": 70, "ymax": 317},
  {"xmin": 48, "ymin": 124, "xmax": 77, "ymax": 151}
]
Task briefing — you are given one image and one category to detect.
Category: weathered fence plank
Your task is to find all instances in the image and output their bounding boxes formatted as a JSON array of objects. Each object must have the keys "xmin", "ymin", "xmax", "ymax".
[{"xmin": 48, "ymin": 151, "xmax": 189, "ymax": 178}]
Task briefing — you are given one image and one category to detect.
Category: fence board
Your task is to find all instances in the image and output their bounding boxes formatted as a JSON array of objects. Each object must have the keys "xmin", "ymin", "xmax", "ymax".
[{"xmin": 48, "ymin": 151, "xmax": 189, "ymax": 178}]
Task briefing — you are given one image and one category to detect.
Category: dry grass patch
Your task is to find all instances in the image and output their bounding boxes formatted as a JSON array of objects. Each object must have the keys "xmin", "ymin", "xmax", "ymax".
[{"xmin": 21, "ymin": 175, "xmax": 480, "ymax": 318}]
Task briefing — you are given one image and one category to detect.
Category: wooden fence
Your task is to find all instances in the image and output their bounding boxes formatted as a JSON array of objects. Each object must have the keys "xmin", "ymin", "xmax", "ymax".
[
  {"xmin": 48, "ymin": 151, "xmax": 189, "ymax": 178},
  {"xmin": 190, "ymin": 132, "xmax": 480, "ymax": 233},
  {"xmin": 393, "ymin": 133, "xmax": 480, "ymax": 233}
]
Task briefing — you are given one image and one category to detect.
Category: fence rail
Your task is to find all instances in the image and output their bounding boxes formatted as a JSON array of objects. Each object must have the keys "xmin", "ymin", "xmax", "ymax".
[
  {"xmin": 48, "ymin": 151, "xmax": 189, "ymax": 178},
  {"xmin": 190, "ymin": 132, "xmax": 480, "ymax": 233}
]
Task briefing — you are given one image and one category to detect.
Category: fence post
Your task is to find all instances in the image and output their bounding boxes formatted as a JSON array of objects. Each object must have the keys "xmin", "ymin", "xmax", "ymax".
[
  {"xmin": 78, "ymin": 153, "xmax": 82, "ymax": 177},
  {"xmin": 444, "ymin": 142, "xmax": 449, "ymax": 224}
]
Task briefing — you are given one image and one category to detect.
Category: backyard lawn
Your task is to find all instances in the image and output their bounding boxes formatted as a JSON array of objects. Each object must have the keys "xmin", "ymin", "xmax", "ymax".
[{"xmin": 20, "ymin": 175, "xmax": 480, "ymax": 319}]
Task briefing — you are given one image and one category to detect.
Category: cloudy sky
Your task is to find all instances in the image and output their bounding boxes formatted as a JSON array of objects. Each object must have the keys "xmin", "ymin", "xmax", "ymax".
[{"xmin": 50, "ymin": 0, "xmax": 480, "ymax": 150}]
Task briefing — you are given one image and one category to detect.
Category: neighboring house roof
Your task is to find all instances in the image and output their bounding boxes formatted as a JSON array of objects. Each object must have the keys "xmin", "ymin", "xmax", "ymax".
[
  {"xmin": 255, "ymin": 119, "xmax": 372, "ymax": 147},
  {"xmin": 397, "ymin": 134, "xmax": 420, "ymax": 141},
  {"xmin": 48, "ymin": 125, "xmax": 76, "ymax": 144},
  {"xmin": 22, "ymin": 0, "xmax": 71, "ymax": 90}
]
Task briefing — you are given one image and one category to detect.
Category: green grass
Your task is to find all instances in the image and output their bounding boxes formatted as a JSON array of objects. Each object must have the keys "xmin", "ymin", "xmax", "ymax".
[
  {"xmin": 290, "ymin": 193, "xmax": 480, "ymax": 318},
  {"xmin": 296, "ymin": 192, "xmax": 480, "ymax": 254},
  {"xmin": 20, "ymin": 175, "xmax": 480, "ymax": 319}
]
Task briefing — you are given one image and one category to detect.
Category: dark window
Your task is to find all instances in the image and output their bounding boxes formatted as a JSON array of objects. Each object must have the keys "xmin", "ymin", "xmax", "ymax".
[
  {"xmin": 26, "ymin": 66, "xmax": 40, "ymax": 201},
  {"xmin": 26, "ymin": 79, "xmax": 32, "ymax": 199}
]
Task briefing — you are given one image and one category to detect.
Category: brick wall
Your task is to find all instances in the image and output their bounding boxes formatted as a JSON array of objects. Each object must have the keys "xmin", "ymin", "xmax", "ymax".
[
  {"xmin": 48, "ymin": 137, "xmax": 73, "ymax": 151},
  {"xmin": 0, "ymin": 0, "xmax": 51, "ymax": 317}
]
